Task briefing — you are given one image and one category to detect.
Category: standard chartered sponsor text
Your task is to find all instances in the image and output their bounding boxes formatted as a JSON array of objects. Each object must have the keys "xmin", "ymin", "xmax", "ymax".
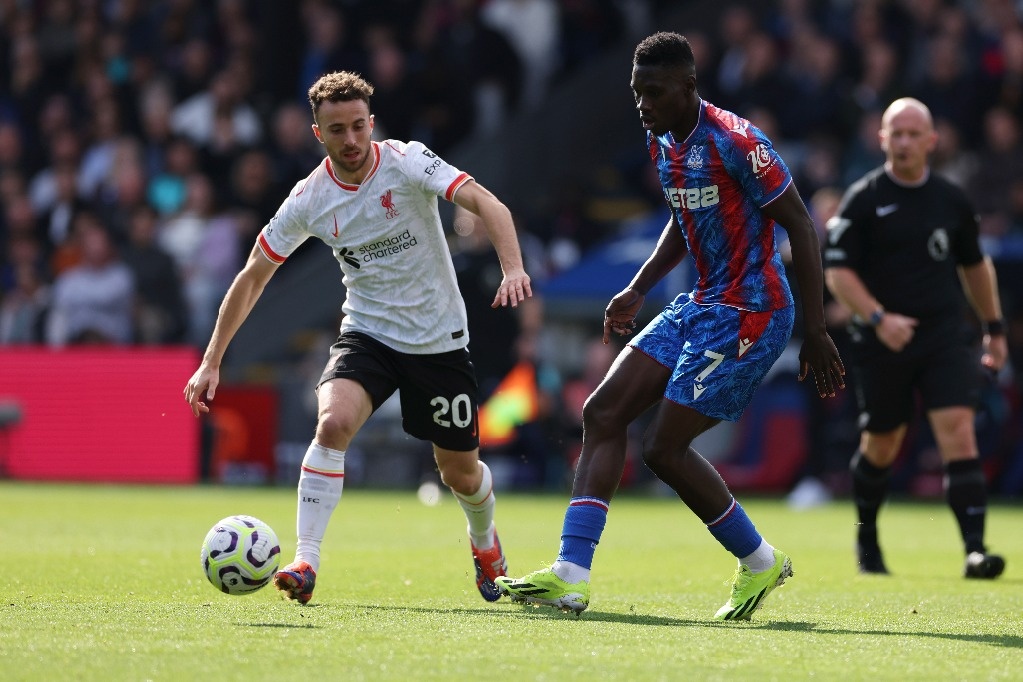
[{"xmin": 359, "ymin": 229, "xmax": 418, "ymax": 262}]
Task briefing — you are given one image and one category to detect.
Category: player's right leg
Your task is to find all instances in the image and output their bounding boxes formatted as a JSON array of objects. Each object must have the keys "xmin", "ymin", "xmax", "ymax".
[
  {"xmin": 848, "ymin": 348, "xmax": 912, "ymax": 575},
  {"xmin": 497, "ymin": 345, "xmax": 669, "ymax": 613},
  {"xmin": 277, "ymin": 343, "xmax": 383, "ymax": 604}
]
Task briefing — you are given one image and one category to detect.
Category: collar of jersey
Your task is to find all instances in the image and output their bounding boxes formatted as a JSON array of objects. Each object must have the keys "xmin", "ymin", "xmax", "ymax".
[
  {"xmin": 658, "ymin": 98, "xmax": 704, "ymax": 149},
  {"xmin": 326, "ymin": 142, "xmax": 381, "ymax": 191}
]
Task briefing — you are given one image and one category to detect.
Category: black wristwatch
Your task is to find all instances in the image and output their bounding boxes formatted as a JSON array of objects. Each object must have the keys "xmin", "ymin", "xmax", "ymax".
[
  {"xmin": 983, "ymin": 319, "xmax": 1005, "ymax": 336},
  {"xmin": 868, "ymin": 308, "xmax": 885, "ymax": 327}
]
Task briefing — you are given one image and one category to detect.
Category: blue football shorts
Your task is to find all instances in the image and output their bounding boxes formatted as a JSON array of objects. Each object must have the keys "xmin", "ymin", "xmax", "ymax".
[{"xmin": 630, "ymin": 297, "xmax": 795, "ymax": 422}]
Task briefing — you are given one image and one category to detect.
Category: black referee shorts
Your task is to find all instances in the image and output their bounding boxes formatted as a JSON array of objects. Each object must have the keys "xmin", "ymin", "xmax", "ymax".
[
  {"xmin": 318, "ymin": 331, "xmax": 480, "ymax": 452},
  {"xmin": 850, "ymin": 323, "xmax": 982, "ymax": 433}
]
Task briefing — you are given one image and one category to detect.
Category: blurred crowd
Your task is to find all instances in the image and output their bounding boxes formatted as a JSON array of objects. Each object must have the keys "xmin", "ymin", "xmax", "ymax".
[
  {"xmin": 0, "ymin": 0, "xmax": 653, "ymax": 347},
  {"xmin": 3, "ymin": 1, "xmax": 1022, "ymax": 349},
  {"xmin": 3, "ymin": 0, "xmax": 1023, "ymax": 493}
]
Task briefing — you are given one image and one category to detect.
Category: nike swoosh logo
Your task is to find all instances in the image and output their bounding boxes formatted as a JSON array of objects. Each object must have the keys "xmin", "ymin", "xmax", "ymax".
[
  {"xmin": 332, "ymin": 214, "xmax": 339, "ymax": 238},
  {"xmin": 875, "ymin": 204, "xmax": 898, "ymax": 217}
]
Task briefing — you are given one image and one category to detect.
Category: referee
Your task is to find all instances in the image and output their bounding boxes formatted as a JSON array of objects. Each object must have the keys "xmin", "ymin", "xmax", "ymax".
[{"xmin": 824, "ymin": 98, "xmax": 1008, "ymax": 579}]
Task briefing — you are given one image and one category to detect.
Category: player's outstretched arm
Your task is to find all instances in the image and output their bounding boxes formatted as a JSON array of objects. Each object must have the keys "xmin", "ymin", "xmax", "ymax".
[
  {"xmin": 762, "ymin": 184, "xmax": 845, "ymax": 397},
  {"xmin": 604, "ymin": 215, "xmax": 688, "ymax": 344},
  {"xmin": 451, "ymin": 180, "xmax": 531, "ymax": 308},
  {"xmin": 184, "ymin": 243, "xmax": 279, "ymax": 416}
]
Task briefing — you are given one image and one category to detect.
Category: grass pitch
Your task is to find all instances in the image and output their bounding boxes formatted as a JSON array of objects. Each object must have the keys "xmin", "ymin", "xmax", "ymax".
[{"xmin": 0, "ymin": 482, "xmax": 1019, "ymax": 681}]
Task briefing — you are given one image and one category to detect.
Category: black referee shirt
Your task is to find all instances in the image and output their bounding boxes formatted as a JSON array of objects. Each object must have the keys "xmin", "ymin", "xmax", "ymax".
[{"xmin": 823, "ymin": 166, "xmax": 983, "ymax": 322}]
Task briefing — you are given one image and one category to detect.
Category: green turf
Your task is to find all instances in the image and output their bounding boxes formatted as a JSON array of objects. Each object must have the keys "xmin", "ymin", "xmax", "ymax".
[{"xmin": 0, "ymin": 482, "xmax": 1019, "ymax": 681}]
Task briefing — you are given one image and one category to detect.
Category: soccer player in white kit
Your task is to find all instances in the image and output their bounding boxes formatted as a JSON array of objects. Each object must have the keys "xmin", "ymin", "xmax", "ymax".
[{"xmin": 184, "ymin": 71, "xmax": 532, "ymax": 605}]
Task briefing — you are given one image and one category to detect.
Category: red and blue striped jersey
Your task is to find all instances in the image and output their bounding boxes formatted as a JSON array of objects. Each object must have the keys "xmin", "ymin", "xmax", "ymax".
[{"xmin": 648, "ymin": 100, "xmax": 793, "ymax": 311}]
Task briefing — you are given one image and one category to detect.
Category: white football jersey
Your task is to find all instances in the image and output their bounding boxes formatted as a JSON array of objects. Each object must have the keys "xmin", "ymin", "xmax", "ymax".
[{"xmin": 258, "ymin": 140, "xmax": 473, "ymax": 354}]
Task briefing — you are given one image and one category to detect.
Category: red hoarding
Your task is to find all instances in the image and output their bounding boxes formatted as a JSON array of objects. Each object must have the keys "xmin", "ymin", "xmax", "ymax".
[{"xmin": 0, "ymin": 347, "xmax": 201, "ymax": 483}]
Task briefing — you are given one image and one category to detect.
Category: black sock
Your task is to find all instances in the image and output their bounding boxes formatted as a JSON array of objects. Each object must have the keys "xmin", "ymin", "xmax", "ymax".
[
  {"xmin": 851, "ymin": 450, "xmax": 890, "ymax": 547},
  {"xmin": 944, "ymin": 459, "xmax": 988, "ymax": 555}
]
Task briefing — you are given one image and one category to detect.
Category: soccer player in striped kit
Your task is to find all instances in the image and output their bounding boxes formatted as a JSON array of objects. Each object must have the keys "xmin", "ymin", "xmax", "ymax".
[
  {"xmin": 498, "ymin": 32, "xmax": 845, "ymax": 620},
  {"xmin": 185, "ymin": 71, "xmax": 531, "ymax": 605}
]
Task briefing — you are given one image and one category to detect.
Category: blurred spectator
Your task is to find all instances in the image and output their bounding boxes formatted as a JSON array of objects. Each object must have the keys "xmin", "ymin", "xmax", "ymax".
[
  {"xmin": 266, "ymin": 101, "xmax": 323, "ymax": 189},
  {"xmin": 559, "ymin": 0, "xmax": 624, "ymax": 76},
  {"xmin": 714, "ymin": 5, "xmax": 759, "ymax": 108},
  {"xmin": 36, "ymin": 161, "xmax": 89, "ymax": 263},
  {"xmin": 27, "ymin": 128, "xmax": 82, "ymax": 216},
  {"xmin": 910, "ymin": 33, "xmax": 982, "ymax": 146},
  {"xmin": 0, "ymin": 120, "xmax": 24, "ymax": 177},
  {"xmin": 227, "ymin": 149, "xmax": 281, "ymax": 254},
  {"xmin": 414, "ymin": 0, "xmax": 522, "ymax": 139},
  {"xmin": 170, "ymin": 67, "xmax": 262, "ymax": 150},
  {"xmin": 361, "ymin": 24, "xmax": 418, "ymax": 143},
  {"xmin": 297, "ymin": 1, "xmax": 365, "ymax": 99},
  {"xmin": 969, "ymin": 106, "xmax": 1023, "ymax": 236},
  {"xmin": 0, "ymin": 236, "xmax": 50, "ymax": 344},
  {"xmin": 848, "ymin": 40, "xmax": 904, "ymax": 120},
  {"xmin": 481, "ymin": 0, "xmax": 561, "ymax": 111},
  {"xmin": 123, "ymin": 204, "xmax": 188, "ymax": 344},
  {"xmin": 148, "ymin": 135, "xmax": 198, "ymax": 216},
  {"xmin": 932, "ymin": 117, "xmax": 978, "ymax": 190},
  {"xmin": 158, "ymin": 172, "xmax": 240, "ymax": 345},
  {"xmin": 780, "ymin": 30, "xmax": 850, "ymax": 140},
  {"xmin": 841, "ymin": 109, "xmax": 884, "ymax": 187},
  {"xmin": 46, "ymin": 211, "xmax": 134, "ymax": 345}
]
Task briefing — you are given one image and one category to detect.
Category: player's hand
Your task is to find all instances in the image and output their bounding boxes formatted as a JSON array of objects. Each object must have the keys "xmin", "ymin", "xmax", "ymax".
[
  {"xmin": 603, "ymin": 288, "xmax": 645, "ymax": 344},
  {"xmin": 982, "ymin": 332, "xmax": 1008, "ymax": 373},
  {"xmin": 875, "ymin": 312, "xmax": 917, "ymax": 352},
  {"xmin": 184, "ymin": 364, "xmax": 220, "ymax": 417},
  {"xmin": 798, "ymin": 330, "xmax": 846, "ymax": 398},
  {"xmin": 492, "ymin": 268, "xmax": 532, "ymax": 308}
]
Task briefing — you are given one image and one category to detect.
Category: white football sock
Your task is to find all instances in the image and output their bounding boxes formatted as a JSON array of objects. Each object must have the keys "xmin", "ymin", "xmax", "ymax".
[
  {"xmin": 552, "ymin": 560, "xmax": 590, "ymax": 584},
  {"xmin": 452, "ymin": 461, "xmax": 496, "ymax": 548},
  {"xmin": 740, "ymin": 538, "xmax": 777, "ymax": 574},
  {"xmin": 294, "ymin": 442, "xmax": 345, "ymax": 572}
]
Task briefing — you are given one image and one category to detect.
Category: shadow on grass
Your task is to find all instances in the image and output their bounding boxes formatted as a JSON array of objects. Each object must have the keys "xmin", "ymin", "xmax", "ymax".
[
  {"xmin": 351, "ymin": 604, "xmax": 1023, "ymax": 649},
  {"xmin": 764, "ymin": 621, "xmax": 1023, "ymax": 649}
]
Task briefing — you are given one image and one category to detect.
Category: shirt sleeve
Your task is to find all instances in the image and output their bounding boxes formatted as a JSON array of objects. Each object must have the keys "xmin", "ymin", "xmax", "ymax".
[
  {"xmin": 721, "ymin": 124, "xmax": 792, "ymax": 208},
  {"xmin": 823, "ymin": 183, "xmax": 870, "ymax": 269},
  {"xmin": 397, "ymin": 140, "xmax": 473, "ymax": 201},
  {"xmin": 950, "ymin": 188, "xmax": 983, "ymax": 267},
  {"xmin": 257, "ymin": 178, "xmax": 311, "ymax": 264}
]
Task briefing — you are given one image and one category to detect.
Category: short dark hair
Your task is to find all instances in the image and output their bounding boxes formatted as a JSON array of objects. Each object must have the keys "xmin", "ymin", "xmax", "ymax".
[
  {"xmin": 307, "ymin": 71, "xmax": 374, "ymax": 116},
  {"xmin": 633, "ymin": 31, "xmax": 695, "ymax": 70}
]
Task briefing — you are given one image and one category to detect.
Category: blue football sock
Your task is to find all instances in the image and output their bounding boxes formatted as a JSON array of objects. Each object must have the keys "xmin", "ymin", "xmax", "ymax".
[
  {"xmin": 706, "ymin": 498, "xmax": 762, "ymax": 559},
  {"xmin": 556, "ymin": 497, "xmax": 609, "ymax": 569}
]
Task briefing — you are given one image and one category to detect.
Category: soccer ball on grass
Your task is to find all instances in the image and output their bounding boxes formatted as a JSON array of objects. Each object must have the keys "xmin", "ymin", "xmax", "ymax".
[{"xmin": 200, "ymin": 515, "xmax": 281, "ymax": 595}]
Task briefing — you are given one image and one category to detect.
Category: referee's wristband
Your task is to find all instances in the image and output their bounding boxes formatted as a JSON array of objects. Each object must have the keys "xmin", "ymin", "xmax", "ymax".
[{"xmin": 982, "ymin": 319, "xmax": 1006, "ymax": 336}]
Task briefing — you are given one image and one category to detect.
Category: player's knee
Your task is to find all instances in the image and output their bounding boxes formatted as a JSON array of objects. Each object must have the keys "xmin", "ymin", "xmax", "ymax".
[
  {"xmin": 437, "ymin": 462, "xmax": 478, "ymax": 495},
  {"xmin": 641, "ymin": 435, "xmax": 684, "ymax": 475},
  {"xmin": 581, "ymin": 391, "xmax": 626, "ymax": 431},
  {"xmin": 861, "ymin": 434, "xmax": 900, "ymax": 467},
  {"xmin": 314, "ymin": 411, "xmax": 358, "ymax": 450}
]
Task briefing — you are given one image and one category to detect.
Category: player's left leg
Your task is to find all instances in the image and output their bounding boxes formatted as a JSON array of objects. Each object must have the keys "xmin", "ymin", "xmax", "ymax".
[
  {"xmin": 651, "ymin": 304, "xmax": 795, "ymax": 620},
  {"xmin": 923, "ymin": 342, "xmax": 1004, "ymax": 579},
  {"xmin": 435, "ymin": 449, "xmax": 507, "ymax": 601},
  {"xmin": 929, "ymin": 406, "xmax": 1005, "ymax": 579},
  {"xmin": 397, "ymin": 345, "xmax": 506, "ymax": 600}
]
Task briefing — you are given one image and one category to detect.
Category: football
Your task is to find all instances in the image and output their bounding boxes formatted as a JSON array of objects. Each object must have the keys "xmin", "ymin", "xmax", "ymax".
[{"xmin": 200, "ymin": 515, "xmax": 281, "ymax": 595}]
